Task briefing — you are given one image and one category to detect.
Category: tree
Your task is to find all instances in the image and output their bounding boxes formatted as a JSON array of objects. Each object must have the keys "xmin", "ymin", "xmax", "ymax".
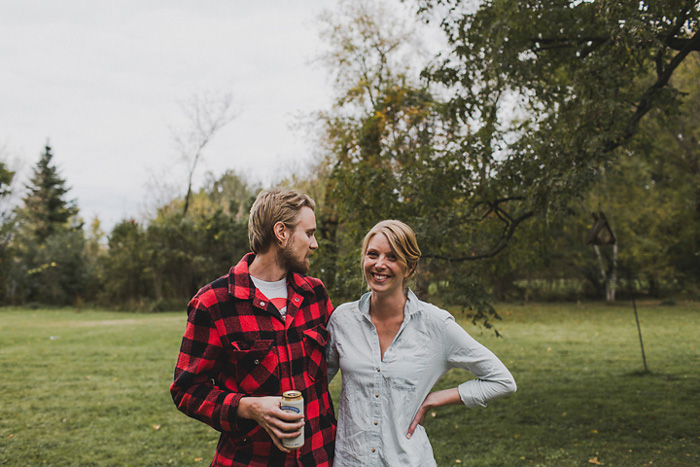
[
  {"xmin": 312, "ymin": 0, "xmax": 514, "ymax": 326},
  {"xmin": 313, "ymin": 0, "xmax": 440, "ymax": 299},
  {"xmin": 0, "ymin": 160, "xmax": 12, "ymax": 199},
  {"xmin": 99, "ymin": 169, "xmax": 255, "ymax": 310},
  {"xmin": 100, "ymin": 219, "xmax": 149, "ymax": 307},
  {"xmin": 0, "ymin": 148, "xmax": 16, "ymax": 303},
  {"xmin": 9, "ymin": 144, "xmax": 86, "ymax": 304},
  {"xmin": 17, "ymin": 144, "xmax": 79, "ymax": 242},
  {"xmin": 172, "ymin": 90, "xmax": 238, "ymax": 216},
  {"xmin": 406, "ymin": 0, "xmax": 698, "ymax": 245}
]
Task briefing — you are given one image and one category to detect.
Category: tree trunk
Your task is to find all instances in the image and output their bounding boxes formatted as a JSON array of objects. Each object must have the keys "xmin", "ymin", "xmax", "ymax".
[
  {"xmin": 593, "ymin": 245, "xmax": 608, "ymax": 300},
  {"xmin": 594, "ymin": 244, "xmax": 617, "ymax": 302},
  {"xmin": 608, "ymin": 243, "xmax": 618, "ymax": 301}
]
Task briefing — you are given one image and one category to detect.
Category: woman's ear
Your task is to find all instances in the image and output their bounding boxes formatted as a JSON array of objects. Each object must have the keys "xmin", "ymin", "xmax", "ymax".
[
  {"xmin": 404, "ymin": 264, "xmax": 417, "ymax": 281},
  {"xmin": 273, "ymin": 222, "xmax": 288, "ymax": 247}
]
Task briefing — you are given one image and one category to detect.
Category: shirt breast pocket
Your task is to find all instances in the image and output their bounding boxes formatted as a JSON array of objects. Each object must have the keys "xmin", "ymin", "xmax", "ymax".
[
  {"xmin": 302, "ymin": 325, "xmax": 329, "ymax": 383},
  {"xmin": 229, "ymin": 339, "xmax": 280, "ymax": 394},
  {"xmin": 383, "ymin": 354, "xmax": 426, "ymax": 392}
]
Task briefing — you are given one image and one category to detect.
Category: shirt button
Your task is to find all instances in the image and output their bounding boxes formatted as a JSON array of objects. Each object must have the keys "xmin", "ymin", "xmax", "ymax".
[
  {"xmin": 374, "ymin": 421, "xmax": 378, "ymax": 425},
  {"xmin": 375, "ymin": 393, "xmax": 379, "ymax": 398},
  {"xmin": 294, "ymin": 297, "xmax": 300, "ymax": 302},
  {"xmin": 253, "ymin": 359, "xmax": 260, "ymax": 365},
  {"xmin": 376, "ymin": 368, "xmax": 381, "ymax": 372},
  {"xmin": 371, "ymin": 448, "xmax": 376, "ymax": 453}
]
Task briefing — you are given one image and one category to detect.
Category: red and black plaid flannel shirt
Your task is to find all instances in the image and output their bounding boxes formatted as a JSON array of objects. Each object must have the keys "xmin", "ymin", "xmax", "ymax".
[{"xmin": 170, "ymin": 253, "xmax": 336, "ymax": 466}]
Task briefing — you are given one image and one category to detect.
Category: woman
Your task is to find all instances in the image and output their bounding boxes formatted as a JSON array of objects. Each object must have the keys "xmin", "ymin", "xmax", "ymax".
[{"xmin": 327, "ymin": 220, "xmax": 516, "ymax": 466}]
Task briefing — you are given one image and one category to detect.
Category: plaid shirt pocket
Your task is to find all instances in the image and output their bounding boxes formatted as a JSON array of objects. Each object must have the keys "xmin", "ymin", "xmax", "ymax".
[
  {"xmin": 230, "ymin": 339, "xmax": 281, "ymax": 394},
  {"xmin": 302, "ymin": 325, "xmax": 329, "ymax": 382}
]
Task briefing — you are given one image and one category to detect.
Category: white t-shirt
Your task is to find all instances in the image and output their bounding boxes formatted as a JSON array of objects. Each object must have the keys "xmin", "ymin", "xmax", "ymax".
[{"xmin": 251, "ymin": 276, "xmax": 288, "ymax": 319}]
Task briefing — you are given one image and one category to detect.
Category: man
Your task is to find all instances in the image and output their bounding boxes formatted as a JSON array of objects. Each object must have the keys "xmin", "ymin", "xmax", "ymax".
[{"xmin": 170, "ymin": 189, "xmax": 336, "ymax": 466}]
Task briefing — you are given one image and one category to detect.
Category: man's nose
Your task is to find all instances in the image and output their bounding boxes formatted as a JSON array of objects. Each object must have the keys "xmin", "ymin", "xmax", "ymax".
[{"xmin": 310, "ymin": 235, "xmax": 318, "ymax": 250}]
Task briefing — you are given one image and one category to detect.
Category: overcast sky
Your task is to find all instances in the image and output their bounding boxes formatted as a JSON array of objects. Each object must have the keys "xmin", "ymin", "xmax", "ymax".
[{"xmin": 1, "ymin": 1, "xmax": 341, "ymax": 230}]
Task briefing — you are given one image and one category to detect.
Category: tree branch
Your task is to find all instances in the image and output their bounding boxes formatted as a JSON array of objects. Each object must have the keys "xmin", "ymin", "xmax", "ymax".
[
  {"xmin": 424, "ymin": 206, "xmax": 534, "ymax": 261},
  {"xmin": 622, "ymin": 28, "xmax": 700, "ymax": 144}
]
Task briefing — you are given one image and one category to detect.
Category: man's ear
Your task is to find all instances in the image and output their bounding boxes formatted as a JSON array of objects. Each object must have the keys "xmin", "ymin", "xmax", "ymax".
[{"xmin": 273, "ymin": 222, "xmax": 288, "ymax": 247}]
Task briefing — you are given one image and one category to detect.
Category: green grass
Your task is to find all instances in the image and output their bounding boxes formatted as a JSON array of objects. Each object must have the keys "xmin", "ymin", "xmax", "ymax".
[
  {"xmin": 428, "ymin": 301, "xmax": 700, "ymax": 467},
  {"xmin": 1, "ymin": 302, "xmax": 698, "ymax": 466}
]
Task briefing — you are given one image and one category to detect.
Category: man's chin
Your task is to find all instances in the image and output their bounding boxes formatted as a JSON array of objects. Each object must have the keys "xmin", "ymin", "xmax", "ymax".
[
  {"xmin": 287, "ymin": 258, "xmax": 310, "ymax": 275},
  {"xmin": 295, "ymin": 261, "xmax": 310, "ymax": 275}
]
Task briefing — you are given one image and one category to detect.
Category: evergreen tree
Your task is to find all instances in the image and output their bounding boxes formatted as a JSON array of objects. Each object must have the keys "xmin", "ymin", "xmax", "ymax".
[
  {"xmin": 19, "ymin": 143, "xmax": 79, "ymax": 242},
  {"xmin": 7, "ymin": 144, "xmax": 85, "ymax": 305},
  {"xmin": 0, "ymin": 159, "xmax": 15, "ymax": 303}
]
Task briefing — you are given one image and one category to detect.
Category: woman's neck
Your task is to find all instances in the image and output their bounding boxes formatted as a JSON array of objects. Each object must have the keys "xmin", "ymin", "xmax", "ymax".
[{"xmin": 369, "ymin": 289, "xmax": 407, "ymax": 320}]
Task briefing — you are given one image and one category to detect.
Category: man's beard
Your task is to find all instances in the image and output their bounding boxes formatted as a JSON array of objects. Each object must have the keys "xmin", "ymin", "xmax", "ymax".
[{"xmin": 276, "ymin": 242, "xmax": 309, "ymax": 275}]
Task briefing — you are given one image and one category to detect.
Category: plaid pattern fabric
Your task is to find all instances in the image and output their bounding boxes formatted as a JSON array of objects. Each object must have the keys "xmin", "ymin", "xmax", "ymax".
[{"xmin": 170, "ymin": 253, "xmax": 336, "ymax": 467}]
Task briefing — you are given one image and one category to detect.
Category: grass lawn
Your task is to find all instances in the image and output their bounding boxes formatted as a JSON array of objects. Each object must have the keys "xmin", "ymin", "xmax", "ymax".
[{"xmin": 0, "ymin": 301, "xmax": 698, "ymax": 466}]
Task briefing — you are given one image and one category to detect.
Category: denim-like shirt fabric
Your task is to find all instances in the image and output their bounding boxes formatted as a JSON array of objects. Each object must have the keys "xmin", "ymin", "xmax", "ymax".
[{"xmin": 327, "ymin": 290, "xmax": 516, "ymax": 467}]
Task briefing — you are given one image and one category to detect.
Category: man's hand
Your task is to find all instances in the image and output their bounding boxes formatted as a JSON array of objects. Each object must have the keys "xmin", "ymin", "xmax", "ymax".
[{"xmin": 238, "ymin": 396, "xmax": 305, "ymax": 453}]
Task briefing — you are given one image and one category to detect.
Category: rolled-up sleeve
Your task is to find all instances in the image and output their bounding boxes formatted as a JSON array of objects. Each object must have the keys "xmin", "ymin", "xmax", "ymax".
[{"xmin": 443, "ymin": 317, "xmax": 517, "ymax": 408}]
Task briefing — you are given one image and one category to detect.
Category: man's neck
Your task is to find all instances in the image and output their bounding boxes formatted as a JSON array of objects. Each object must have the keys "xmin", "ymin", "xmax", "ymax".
[{"xmin": 249, "ymin": 250, "xmax": 288, "ymax": 282}]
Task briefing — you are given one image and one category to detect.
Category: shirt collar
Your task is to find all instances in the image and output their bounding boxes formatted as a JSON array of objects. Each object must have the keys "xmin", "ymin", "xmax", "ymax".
[
  {"xmin": 228, "ymin": 252, "xmax": 315, "ymax": 301},
  {"xmin": 358, "ymin": 288, "xmax": 422, "ymax": 318}
]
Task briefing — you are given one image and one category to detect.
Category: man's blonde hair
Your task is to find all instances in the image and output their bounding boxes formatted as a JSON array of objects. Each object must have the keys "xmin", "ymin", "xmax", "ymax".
[
  {"xmin": 361, "ymin": 220, "xmax": 421, "ymax": 283},
  {"xmin": 248, "ymin": 189, "xmax": 316, "ymax": 253}
]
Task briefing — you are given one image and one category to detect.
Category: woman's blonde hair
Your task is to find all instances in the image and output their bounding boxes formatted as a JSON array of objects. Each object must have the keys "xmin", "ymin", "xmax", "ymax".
[
  {"xmin": 361, "ymin": 220, "xmax": 421, "ymax": 284},
  {"xmin": 248, "ymin": 189, "xmax": 315, "ymax": 253}
]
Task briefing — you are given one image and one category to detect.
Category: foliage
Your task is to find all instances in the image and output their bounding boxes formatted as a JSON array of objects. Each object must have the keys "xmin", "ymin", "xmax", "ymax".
[
  {"xmin": 310, "ymin": 0, "xmax": 700, "ymax": 314},
  {"xmin": 5, "ymin": 145, "xmax": 86, "ymax": 305},
  {"xmin": 314, "ymin": 0, "xmax": 532, "ymax": 324},
  {"xmin": 416, "ymin": 0, "xmax": 699, "ymax": 213},
  {"xmin": 16, "ymin": 144, "xmax": 79, "ymax": 242},
  {"xmin": 473, "ymin": 56, "xmax": 700, "ymax": 301},
  {"xmin": 0, "ymin": 159, "xmax": 12, "ymax": 199},
  {"xmin": 99, "ymin": 219, "xmax": 149, "ymax": 307},
  {"xmin": 98, "ymin": 170, "xmax": 255, "ymax": 310},
  {"xmin": 0, "ymin": 156, "xmax": 14, "ymax": 304},
  {"xmin": 631, "ymin": 56, "xmax": 700, "ymax": 293},
  {"xmin": 3, "ymin": 3, "xmax": 699, "ymax": 309}
]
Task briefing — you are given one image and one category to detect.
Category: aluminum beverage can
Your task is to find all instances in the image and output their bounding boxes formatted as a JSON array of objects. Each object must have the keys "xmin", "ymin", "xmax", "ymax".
[{"xmin": 280, "ymin": 390, "xmax": 304, "ymax": 449}]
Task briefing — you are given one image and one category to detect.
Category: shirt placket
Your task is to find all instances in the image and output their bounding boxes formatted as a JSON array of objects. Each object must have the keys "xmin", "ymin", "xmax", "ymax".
[
  {"xmin": 366, "ymin": 315, "xmax": 382, "ymax": 463},
  {"xmin": 366, "ymin": 308, "xmax": 413, "ymax": 465}
]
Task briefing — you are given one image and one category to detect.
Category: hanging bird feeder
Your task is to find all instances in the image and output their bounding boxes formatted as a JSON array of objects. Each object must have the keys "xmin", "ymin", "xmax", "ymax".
[{"xmin": 586, "ymin": 212, "xmax": 616, "ymax": 245}]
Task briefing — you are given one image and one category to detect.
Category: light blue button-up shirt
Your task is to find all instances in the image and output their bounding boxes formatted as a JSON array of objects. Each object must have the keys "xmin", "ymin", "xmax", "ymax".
[{"xmin": 327, "ymin": 290, "xmax": 516, "ymax": 466}]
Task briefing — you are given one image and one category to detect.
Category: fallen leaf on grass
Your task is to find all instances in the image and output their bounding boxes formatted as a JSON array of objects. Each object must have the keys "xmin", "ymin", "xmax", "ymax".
[
  {"xmin": 589, "ymin": 457, "xmax": 601, "ymax": 465},
  {"xmin": 152, "ymin": 425, "xmax": 161, "ymax": 430},
  {"xmin": 194, "ymin": 458, "xmax": 203, "ymax": 462}
]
